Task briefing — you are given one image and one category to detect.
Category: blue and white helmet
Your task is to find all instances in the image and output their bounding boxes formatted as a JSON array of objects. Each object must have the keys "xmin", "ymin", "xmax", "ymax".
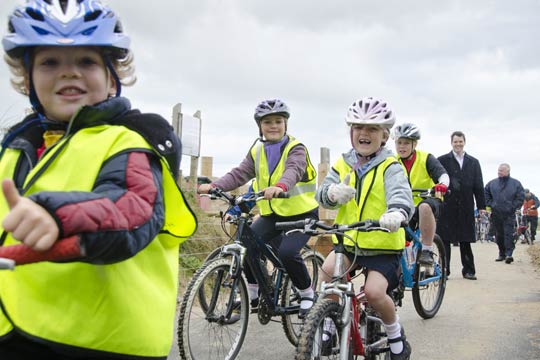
[
  {"xmin": 3, "ymin": 0, "xmax": 130, "ymax": 58},
  {"xmin": 346, "ymin": 97, "xmax": 395, "ymax": 129}
]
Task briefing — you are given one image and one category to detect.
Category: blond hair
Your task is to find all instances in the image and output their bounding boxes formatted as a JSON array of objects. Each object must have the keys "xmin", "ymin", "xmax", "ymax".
[{"xmin": 3, "ymin": 48, "xmax": 137, "ymax": 96}]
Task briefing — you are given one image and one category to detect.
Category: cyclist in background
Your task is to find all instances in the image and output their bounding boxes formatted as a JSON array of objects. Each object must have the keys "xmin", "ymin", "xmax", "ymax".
[
  {"xmin": 392, "ymin": 123, "xmax": 449, "ymax": 266},
  {"xmin": 0, "ymin": 0, "xmax": 196, "ymax": 358},
  {"xmin": 522, "ymin": 188, "xmax": 539, "ymax": 242},
  {"xmin": 316, "ymin": 97, "xmax": 414, "ymax": 360},
  {"xmin": 198, "ymin": 99, "xmax": 319, "ymax": 318}
]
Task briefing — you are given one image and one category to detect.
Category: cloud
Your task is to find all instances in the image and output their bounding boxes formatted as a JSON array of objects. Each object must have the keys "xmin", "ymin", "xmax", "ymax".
[{"xmin": 1, "ymin": 0, "xmax": 539, "ymax": 193}]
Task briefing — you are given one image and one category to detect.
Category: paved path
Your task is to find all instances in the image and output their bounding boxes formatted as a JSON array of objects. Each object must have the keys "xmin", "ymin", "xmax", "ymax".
[{"xmin": 170, "ymin": 241, "xmax": 540, "ymax": 359}]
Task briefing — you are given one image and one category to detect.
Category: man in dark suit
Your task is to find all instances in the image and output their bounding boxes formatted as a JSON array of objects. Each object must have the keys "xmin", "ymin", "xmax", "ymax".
[{"xmin": 437, "ymin": 131, "xmax": 486, "ymax": 280}]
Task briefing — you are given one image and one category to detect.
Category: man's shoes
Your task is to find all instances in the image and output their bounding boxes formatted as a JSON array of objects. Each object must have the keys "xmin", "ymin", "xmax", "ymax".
[
  {"xmin": 389, "ymin": 328, "xmax": 411, "ymax": 360},
  {"xmin": 495, "ymin": 256, "xmax": 505, "ymax": 262},
  {"xmin": 250, "ymin": 298, "xmax": 259, "ymax": 313},
  {"xmin": 418, "ymin": 250, "xmax": 434, "ymax": 266},
  {"xmin": 505, "ymin": 256, "xmax": 514, "ymax": 264},
  {"xmin": 321, "ymin": 331, "xmax": 336, "ymax": 356},
  {"xmin": 463, "ymin": 273, "xmax": 477, "ymax": 280}
]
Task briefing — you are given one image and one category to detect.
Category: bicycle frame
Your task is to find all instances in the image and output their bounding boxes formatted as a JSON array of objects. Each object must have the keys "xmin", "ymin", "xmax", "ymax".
[{"xmin": 401, "ymin": 226, "xmax": 444, "ymax": 289}]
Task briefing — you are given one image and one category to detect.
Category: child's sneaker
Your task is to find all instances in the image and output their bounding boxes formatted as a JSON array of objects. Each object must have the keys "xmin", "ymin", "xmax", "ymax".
[{"xmin": 418, "ymin": 249, "xmax": 434, "ymax": 265}]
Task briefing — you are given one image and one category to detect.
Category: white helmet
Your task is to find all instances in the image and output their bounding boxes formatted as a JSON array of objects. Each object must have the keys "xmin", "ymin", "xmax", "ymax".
[
  {"xmin": 345, "ymin": 97, "xmax": 395, "ymax": 129},
  {"xmin": 393, "ymin": 123, "xmax": 421, "ymax": 140}
]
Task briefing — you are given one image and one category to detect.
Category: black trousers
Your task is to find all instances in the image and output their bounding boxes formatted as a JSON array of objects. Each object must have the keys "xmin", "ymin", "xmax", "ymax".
[
  {"xmin": 492, "ymin": 214, "xmax": 516, "ymax": 257},
  {"xmin": 244, "ymin": 210, "xmax": 318, "ymax": 290},
  {"xmin": 524, "ymin": 215, "xmax": 538, "ymax": 240},
  {"xmin": 0, "ymin": 332, "xmax": 137, "ymax": 360},
  {"xmin": 444, "ymin": 241, "xmax": 476, "ymax": 276}
]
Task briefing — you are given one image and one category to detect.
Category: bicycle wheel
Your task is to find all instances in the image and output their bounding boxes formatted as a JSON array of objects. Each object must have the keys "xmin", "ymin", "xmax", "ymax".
[
  {"xmin": 412, "ymin": 234, "xmax": 447, "ymax": 319},
  {"xmin": 281, "ymin": 250, "xmax": 325, "ymax": 345},
  {"xmin": 295, "ymin": 298, "xmax": 352, "ymax": 360},
  {"xmin": 197, "ymin": 245, "xmax": 233, "ymax": 313},
  {"xmin": 178, "ymin": 258, "xmax": 249, "ymax": 360},
  {"xmin": 360, "ymin": 307, "xmax": 391, "ymax": 360}
]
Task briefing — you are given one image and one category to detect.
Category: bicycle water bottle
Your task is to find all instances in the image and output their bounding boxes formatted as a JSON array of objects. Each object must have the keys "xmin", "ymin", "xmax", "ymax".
[{"xmin": 403, "ymin": 241, "xmax": 416, "ymax": 270}]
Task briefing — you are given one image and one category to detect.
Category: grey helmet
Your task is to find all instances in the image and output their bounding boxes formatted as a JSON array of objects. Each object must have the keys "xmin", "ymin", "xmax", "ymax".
[
  {"xmin": 254, "ymin": 99, "xmax": 290, "ymax": 122},
  {"xmin": 254, "ymin": 99, "xmax": 290, "ymax": 139},
  {"xmin": 393, "ymin": 122, "xmax": 421, "ymax": 140},
  {"xmin": 345, "ymin": 97, "xmax": 395, "ymax": 129}
]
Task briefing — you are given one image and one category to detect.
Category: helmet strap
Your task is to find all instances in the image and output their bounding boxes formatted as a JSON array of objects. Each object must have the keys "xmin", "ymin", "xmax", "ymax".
[
  {"xmin": 23, "ymin": 51, "xmax": 45, "ymax": 115},
  {"xmin": 104, "ymin": 57, "xmax": 122, "ymax": 97}
]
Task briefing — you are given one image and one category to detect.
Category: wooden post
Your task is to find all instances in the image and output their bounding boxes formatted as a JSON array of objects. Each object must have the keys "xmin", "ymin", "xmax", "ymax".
[{"xmin": 200, "ymin": 156, "xmax": 213, "ymax": 178}]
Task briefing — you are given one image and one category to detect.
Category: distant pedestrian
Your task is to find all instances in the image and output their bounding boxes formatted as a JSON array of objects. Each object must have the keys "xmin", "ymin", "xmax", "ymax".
[
  {"xmin": 437, "ymin": 131, "xmax": 486, "ymax": 280},
  {"xmin": 522, "ymin": 188, "xmax": 538, "ymax": 242},
  {"xmin": 485, "ymin": 163, "xmax": 525, "ymax": 263}
]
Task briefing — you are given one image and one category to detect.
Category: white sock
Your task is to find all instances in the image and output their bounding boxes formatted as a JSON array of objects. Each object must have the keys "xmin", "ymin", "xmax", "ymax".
[
  {"xmin": 384, "ymin": 316, "xmax": 403, "ymax": 354},
  {"xmin": 322, "ymin": 318, "xmax": 336, "ymax": 341},
  {"xmin": 422, "ymin": 245, "xmax": 433, "ymax": 251},
  {"xmin": 248, "ymin": 284, "xmax": 259, "ymax": 301},
  {"xmin": 298, "ymin": 286, "xmax": 315, "ymax": 310}
]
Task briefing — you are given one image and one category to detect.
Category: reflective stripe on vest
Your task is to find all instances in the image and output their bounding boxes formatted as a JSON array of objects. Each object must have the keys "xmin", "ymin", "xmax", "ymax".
[
  {"xmin": 250, "ymin": 135, "xmax": 318, "ymax": 216},
  {"xmin": 0, "ymin": 125, "xmax": 197, "ymax": 357},
  {"xmin": 332, "ymin": 156, "xmax": 405, "ymax": 250},
  {"xmin": 397, "ymin": 150, "xmax": 434, "ymax": 206}
]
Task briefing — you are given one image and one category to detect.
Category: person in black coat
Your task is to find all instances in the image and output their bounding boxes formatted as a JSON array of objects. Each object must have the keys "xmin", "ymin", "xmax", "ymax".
[
  {"xmin": 485, "ymin": 163, "xmax": 524, "ymax": 263},
  {"xmin": 437, "ymin": 131, "xmax": 486, "ymax": 280}
]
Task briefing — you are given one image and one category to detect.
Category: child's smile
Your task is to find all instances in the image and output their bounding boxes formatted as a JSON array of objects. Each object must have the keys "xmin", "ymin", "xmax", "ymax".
[{"xmin": 30, "ymin": 46, "xmax": 116, "ymax": 122}]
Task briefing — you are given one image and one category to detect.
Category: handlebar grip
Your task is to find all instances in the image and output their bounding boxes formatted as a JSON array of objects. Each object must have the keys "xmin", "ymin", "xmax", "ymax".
[
  {"xmin": 275, "ymin": 192, "xmax": 290, "ymax": 199},
  {"xmin": 275, "ymin": 219, "xmax": 308, "ymax": 231},
  {"xmin": 0, "ymin": 235, "xmax": 83, "ymax": 266}
]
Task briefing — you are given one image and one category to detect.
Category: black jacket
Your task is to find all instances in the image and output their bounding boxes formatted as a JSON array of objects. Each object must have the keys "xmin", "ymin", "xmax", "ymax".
[
  {"xmin": 437, "ymin": 151, "xmax": 486, "ymax": 243},
  {"xmin": 485, "ymin": 176, "xmax": 525, "ymax": 217}
]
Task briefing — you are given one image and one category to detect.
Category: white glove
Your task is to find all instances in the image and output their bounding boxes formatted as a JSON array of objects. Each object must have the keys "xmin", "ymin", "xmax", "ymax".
[
  {"xmin": 379, "ymin": 211, "xmax": 406, "ymax": 232},
  {"xmin": 327, "ymin": 174, "xmax": 356, "ymax": 205}
]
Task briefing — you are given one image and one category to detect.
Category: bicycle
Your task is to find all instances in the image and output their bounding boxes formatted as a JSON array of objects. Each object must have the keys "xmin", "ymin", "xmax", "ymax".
[
  {"xmin": 513, "ymin": 211, "xmax": 532, "ymax": 245},
  {"xmin": 391, "ymin": 188, "xmax": 447, "ymax": 319},
  {"xmin": 475, "ymin": 212, "xmax": 491, "ymax": 243},
  {"xmin": 277, "ymin": 218, "xmax": 396, "ymax": 360},
  {"xmin": 177, "ymin": 188, "xmax": 325, "ymax": 360}
]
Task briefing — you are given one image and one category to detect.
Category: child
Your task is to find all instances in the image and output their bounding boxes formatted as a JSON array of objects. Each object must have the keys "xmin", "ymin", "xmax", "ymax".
[
  {"xmin": 198, "ymin": 98, "xmax": 319, "ymax": 317},
  {"xmin": 0, "ymin": 1, "xmax": 196, "ymax": 358},
  {"xmin": 316, "ymin": 97, "xmax": 414, "ymax": 360},
  {"xmin": 392, "ymin": 122, "xmax": 449, "ymax": 266}
]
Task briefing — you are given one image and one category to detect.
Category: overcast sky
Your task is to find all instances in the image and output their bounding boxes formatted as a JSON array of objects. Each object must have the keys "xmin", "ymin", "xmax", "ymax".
[{"xmin": 1, "ymin": 0, "xmax": 540, "ymax": 198}]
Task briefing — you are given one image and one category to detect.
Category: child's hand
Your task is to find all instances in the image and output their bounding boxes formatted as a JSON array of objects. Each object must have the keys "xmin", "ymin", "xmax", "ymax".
[
  {"xmin": 379, "ymin": 211, "xmax": 406, "ymax": 232},
  {"xmin": 197, "ymin": 184, "xmax": 214, "ymax": 194},
  {"xmin": 328, "ymin": 174, "xmax": 356, "ymax": 204},
  {"xmin": 2, "ymin": 179, "xmax": 59, "ymax": 251},
  {"xmin": 263, "ymin": 186, "xmax": 283, "ymax": 200}
]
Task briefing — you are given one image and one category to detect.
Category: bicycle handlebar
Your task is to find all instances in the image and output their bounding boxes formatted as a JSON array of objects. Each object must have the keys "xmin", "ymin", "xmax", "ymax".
[
  {"xmin": 411, "ymin": 188, "xmax": 451, "ymax": 198},
  {"xmin": 204, "ymin": 188, "xmax": 289, "ymax": 205},
  {"xmin": 0, "ymin": 235, "xmax": 83, "ymax": 268},
  {"xmin": 275, "ymin": 218, "xmax": 408, "ymax": 234}
]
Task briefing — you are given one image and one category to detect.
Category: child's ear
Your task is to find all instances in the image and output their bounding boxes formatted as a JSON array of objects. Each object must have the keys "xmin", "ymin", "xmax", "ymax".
[{"xmin": 108, "ymin": 75, "xmax": 117, "ymax": 97}]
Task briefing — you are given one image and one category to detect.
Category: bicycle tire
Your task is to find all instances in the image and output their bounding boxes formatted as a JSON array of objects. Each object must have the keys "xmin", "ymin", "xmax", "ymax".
[
  {"xmin": 412, "ymin": 234, "xmax": 447, "ymax": 319},
  {"xmin": 281, "ymin": 250, "xmax": 325, "ymax": 345},
  {"xmin": 295, "ymin": 298, "xmax": 352, "ymax": 360},
  {"xmin": 178, "ymin": 258, "xmax": 249, "ymax": 360}
]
